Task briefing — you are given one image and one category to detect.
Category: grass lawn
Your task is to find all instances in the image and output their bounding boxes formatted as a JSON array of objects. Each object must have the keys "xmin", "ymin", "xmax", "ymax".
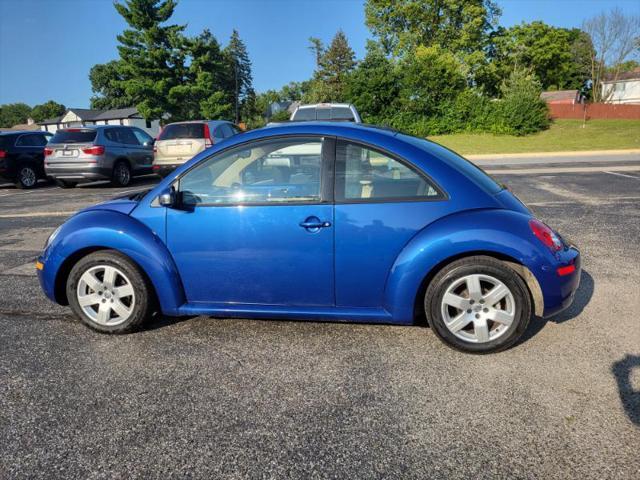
[{"xmin": 428, "ymin": 119, "xmax": 640, "ymax": 155}]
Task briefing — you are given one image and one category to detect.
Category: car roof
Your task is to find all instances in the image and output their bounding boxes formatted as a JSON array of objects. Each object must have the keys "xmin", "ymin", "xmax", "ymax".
[
  {"xmin": 296, "ymin": 103, "xmax": 353, "ymax": 109},
  {"xmin": 0, "ymin": 130, "xmax": 45, "ymax": 135},
  {"xmin": 164, "ymin": 120, "xmax": 232, "ymax": 126}
]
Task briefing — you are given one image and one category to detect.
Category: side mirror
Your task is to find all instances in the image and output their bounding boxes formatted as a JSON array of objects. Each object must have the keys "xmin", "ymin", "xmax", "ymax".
[{"xmin": 158, "ymin": 188, "xmax": 176, "ymax": 207}]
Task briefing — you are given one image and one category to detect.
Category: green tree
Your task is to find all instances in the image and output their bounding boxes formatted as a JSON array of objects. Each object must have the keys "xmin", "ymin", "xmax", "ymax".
[
  {"xmin": 30, "ymin": 101, "xmax": 66, "ymax": 123},
  {"xmin": 492, "ymin": 22, "xmax": 594, "ymax": 90},
  {"xmin": 365, "ymin": 0, "xmax": 501, "ymax": 55},
  {"xmin": 0, "ymin": 103, "xmax": 32, "ymax": 128},
  {"xmin": 224, "ymin": 30, "xmax": 253, "ymax": 123},
  {"xmin": 169, "ymin": 29, "xmax": 231, "ymax": 120},
  {"xmin": 345, "ymin": 41, "xmax": 400, "ymax": 123},
  {"xmin": 89, "ymin": 60, "xmax": 135, "ymax": 110},
  {"xmin": 306, "ymin": 30, "xmax": 356, "ymax": 102},
  {"xmin": 400, "ymin": 44, "xmax": 467, "ymax": 116},
  {"xmin": 111, "ymin": 0, "xmax": 187, "ymax": 120}
]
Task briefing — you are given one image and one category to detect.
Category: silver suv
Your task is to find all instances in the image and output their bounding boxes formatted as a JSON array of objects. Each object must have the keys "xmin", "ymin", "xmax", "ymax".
[{"xmin": 44, "ymin": 126, "xmax": 154, "ymax": 188}]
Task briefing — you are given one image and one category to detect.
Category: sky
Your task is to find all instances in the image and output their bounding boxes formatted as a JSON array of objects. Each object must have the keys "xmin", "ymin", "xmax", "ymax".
[{"xmin": 0, "ymin": 0, "xmax": 639, "ymax": 108}]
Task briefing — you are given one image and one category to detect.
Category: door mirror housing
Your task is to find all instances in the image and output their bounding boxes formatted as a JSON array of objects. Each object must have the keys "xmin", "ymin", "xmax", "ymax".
[{"xmin": 158, "ymin": 188, "xmax": 176, "ymax": 207}]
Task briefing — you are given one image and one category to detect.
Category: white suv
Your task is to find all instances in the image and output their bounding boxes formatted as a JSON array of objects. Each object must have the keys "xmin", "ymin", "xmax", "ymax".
[{"xmin": 290, "ymin": 103, "xmax": 362, "ymax": 123}]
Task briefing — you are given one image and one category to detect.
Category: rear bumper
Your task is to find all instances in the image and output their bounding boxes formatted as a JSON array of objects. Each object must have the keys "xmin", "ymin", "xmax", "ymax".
[
  {"xmin": 45, "ymin": 164, "xmax": 112, "ymax": 182},
  {"xmin": 152, "ymin": 163, "xmax": 182, "ymax": 177}
]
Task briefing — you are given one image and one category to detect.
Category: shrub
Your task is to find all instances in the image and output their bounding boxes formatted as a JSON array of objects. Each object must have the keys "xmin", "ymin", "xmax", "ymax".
[{"xmin": 491, "ymin": 69, "xmax": 550, "ymax": 135}]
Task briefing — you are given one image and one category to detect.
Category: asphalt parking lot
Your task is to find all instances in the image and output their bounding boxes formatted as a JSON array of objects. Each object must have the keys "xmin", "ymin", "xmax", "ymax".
[{"xmin": 1, "ymin": 161, "xmax": 639, "ymax": 479}]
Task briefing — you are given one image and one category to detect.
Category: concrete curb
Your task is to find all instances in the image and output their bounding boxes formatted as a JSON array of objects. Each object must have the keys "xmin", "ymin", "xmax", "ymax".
[{"xmin": 465, "ymin": 149, "xmax": 640, "ymax": 161}]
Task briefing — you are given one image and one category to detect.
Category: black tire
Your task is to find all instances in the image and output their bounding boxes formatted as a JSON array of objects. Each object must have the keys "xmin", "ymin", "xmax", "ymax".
[
  {"xmin": 66, "ymin": 250, "xmax": 154, "ymax": 334},
  {"xmin": 111, "ymin": 160, "xmax": 131, "ymax": 187},
  {"xmin": 16, "ymin": 165, "xmax": 38, "ymax": 189},
  {"xmin": 425, "ymin": 256, "xmax": 531, "ymax": 354},
  {"xmin": 55, "ymin": 179, "xmax": 77, "ymax": 189}
]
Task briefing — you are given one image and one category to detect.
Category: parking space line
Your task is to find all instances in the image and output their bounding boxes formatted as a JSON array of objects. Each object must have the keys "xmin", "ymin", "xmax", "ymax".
[
  {"xmin": 0, "ymin": 211, "xmax": 76, "ymax": 219},
  {"xmin": 603, "ymin": 171, "xmax": 640, "ymax": 180}
]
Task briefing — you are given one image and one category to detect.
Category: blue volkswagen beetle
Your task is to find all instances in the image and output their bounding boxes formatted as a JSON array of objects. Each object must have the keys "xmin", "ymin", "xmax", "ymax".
[{"xmin": 37, "ymin": 122, "xmax": 580, "ymax": 353}]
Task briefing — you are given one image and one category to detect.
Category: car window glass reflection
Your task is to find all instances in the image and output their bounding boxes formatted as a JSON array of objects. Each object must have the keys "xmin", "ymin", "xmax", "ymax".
[{"xmin": 180, "ymin": 139, "xmax": 323, "ymax": 205}]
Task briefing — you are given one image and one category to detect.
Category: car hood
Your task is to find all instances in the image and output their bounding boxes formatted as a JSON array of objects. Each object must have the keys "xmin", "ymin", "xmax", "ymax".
[{"xmin": 78, "ymin": 197, "xmax": 140, "ymax": 216}]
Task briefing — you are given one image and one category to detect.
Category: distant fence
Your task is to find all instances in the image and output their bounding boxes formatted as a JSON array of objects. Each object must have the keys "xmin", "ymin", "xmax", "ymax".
[{"xmin": 548, "ymin": 103, "xmax": 640, "ymax": 120}]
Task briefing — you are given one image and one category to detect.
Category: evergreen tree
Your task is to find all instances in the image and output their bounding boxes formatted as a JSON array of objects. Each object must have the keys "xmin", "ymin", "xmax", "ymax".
[
  {"xmin": 169, "ymin": 29, "xmax": 232, "ymax": 120},
  {"xmin": 307, "ymin": 30, "xmax": 356, "ymax": 102},
  {"xmin": 0, "ymin": 103, "xmax": 32, "ymax": 128},
  {"xmin": 224, "ymin": 30, "xmax": 253, "ymax": 123},
  {"xmin": 111, "ymin": 0, "xmax": 187, "ymax": 120}
]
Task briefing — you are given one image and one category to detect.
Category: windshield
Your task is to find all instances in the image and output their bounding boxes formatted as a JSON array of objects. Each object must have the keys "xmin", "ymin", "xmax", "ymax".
[{"xmin": 49, "ymin": 130, "xmax": 97, "ymax": 144}]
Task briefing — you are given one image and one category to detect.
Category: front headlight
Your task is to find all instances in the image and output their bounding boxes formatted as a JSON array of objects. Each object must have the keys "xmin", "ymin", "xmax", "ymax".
[{"xmin": 44, "ymin": 225, "xmax": 62, "ymax": 250}]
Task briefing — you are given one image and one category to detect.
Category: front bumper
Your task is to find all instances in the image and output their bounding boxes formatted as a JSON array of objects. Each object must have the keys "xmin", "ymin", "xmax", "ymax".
[{"xmin": 45, "ymin": 164, "xmax": 112, "ymax": 182}]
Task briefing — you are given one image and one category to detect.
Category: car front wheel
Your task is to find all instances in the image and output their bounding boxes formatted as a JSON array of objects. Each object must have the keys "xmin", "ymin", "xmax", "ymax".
[
  {"xmin": 66, "ymin": 250, "xmax": 154, "ymax": 333},
  {"xmin": 425, "ymin": 256, "xmax": 531, "ymax": 353}
]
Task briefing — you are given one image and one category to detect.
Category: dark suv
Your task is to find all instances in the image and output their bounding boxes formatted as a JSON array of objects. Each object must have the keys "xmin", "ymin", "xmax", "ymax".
[
  {"xmin": 0, "ymin": 131, "xmax": 53, "ymax": 188},
  {"xmin": 45, "ymin": 126, "xmax": 155, "ymax": 188}
]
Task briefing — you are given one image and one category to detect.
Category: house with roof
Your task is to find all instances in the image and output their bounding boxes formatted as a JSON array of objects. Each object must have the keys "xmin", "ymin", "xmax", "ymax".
[
  {"xmin": 540, "ymin": 90, "xmax": 582, "ymax": 105},
  {"xmin": 601, "ymin": 68, "xmax": 640, "ymax": 104},
  {"xmin": 38, "ymin": 107, "xmax": 161, "ymax": 135}
]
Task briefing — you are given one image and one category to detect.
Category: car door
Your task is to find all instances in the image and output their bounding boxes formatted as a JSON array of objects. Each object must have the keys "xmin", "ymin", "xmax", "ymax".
[
  {"xmin": 166, "ymin": 136, "xmax": 335, "ymax": 306},
  {"xmin": 15, "ymin": 134, "xmax": 44, "ymax": 172},
  {"xmin": 131, "ymin": 128, "xmax": 154, "ymax": 170},
  {"xmin": 333, "ymin": 139, "xmax": 447, "ymax": 308},
  {"xmin": 117, "ymin": 128, "xmax": 146, "ymax": 171}
]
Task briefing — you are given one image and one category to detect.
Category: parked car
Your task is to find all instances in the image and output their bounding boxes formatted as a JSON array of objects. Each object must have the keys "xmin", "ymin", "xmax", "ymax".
[
  {"xmin": 152, "ymin": 120, "xmax": 241, "ymax": 177},
  {"xmin": 44, "ymin": 126, "xmax": 155, "ymax": 188},
  {"xmin": 37, "ymin": 122, "xmax": 580, "ymax": 353},
  {"xmin": 290, "ymin": 103, "xmax": 362, "ymax": 122},
  {"xmin": 0, "ymin": 131, "xmax": 53, "ymax": 188}
]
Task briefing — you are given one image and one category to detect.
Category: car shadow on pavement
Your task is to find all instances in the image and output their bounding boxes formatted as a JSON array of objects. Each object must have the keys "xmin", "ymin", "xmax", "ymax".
[
  {"xmin": 612, "ymin": 355, "xmax": 640, "ymax": 426},
  {"xmin": 519, "ymin": 269, "xmax": 594, "ymax": 344}
]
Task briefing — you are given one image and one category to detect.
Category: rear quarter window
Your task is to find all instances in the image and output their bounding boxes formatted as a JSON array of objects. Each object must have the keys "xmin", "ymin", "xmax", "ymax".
[
  {"xmin": 400, "ymin": 135, "xmax": 503, "ymax": 195},
  {"xmin": 159, "ymin": 123, "xmax": 205, "ymax": 140},
  {"xmin": 49, "ymin": 130, "xmax": 97, "ymax": 144},
  {"xmin": 0, "ymin": 135, "xmax": 17, "ymax": 148}
]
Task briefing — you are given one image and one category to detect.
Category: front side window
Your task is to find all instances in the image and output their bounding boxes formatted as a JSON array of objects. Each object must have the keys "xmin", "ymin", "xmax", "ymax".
[
  {"xmin": 180, "ymin": 137, "xmax": 324, "ymax": 205},
  {"xmin": 335, "ymin": 141, "xmax": 442, "ymax": 201}
]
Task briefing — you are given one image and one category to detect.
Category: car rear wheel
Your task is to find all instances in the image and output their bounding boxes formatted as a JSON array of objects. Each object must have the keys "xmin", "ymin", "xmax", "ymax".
[
  {"xmin": 16, "ymin": 166, "xmax": 38, "ymax": 189},
  {"xmin": 55, "ymin": 179, "xmax": 77, "ymax": 189},
  {"xmin": 112, "ymin": 161, "xmax": 131, "ymax": 187},
  {"xmin": 425, "ymin": 256, "xmax": 531, "ymax": 353},
  {"xmin": 66, "ymin": 250, "xmax": 154, "ymax": 333}
]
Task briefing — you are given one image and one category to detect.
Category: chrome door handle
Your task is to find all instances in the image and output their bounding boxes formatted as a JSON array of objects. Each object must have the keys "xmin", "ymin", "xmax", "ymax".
[{"xmin": 299, "ymin": 221, "xmax": 331, "ymax": 229}]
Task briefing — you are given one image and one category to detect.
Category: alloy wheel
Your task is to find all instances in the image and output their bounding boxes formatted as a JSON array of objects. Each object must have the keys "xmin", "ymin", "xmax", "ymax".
[
  {"xmin": 76, "ymin": 265, "xmax": 136, "ymax": 326},
  {"xmin": 440, "ymin": 274, "xmax": 516, "ymax": 343},
  {"xmin": 19, "ymin": 167, "xmax": 37, "ymax": 187},
  {"xmin": 115, "ymin": 163, "xmax": 130, "ymax": 185}
]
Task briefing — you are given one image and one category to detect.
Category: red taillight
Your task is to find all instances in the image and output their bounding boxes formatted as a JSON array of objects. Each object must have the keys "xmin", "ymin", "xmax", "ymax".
[
  {"xmin": 82, "ymin": 145, "xmax": 105, "ymax": 155},
  {"xmin": 0, "ymin": 149, "xmax": 6, "ymax": 158},
  {"xmin": 203, "ymin": 123, "xmax": 212, "ymax": 148},
  {"xmin": 153, "ymin": 145, "xmax": 157, "ymax": 153},
  {"xmin": 557, "ymin": 264, "xmax": 576, "ymax": 276},
  {"xmin": 529, "ymin": 219, "xmax": 563, "ymax": 252},
  {"xmin": 152, "ymin": 165, "xmax": 160, "ymax": 171},
  {"xmin": 44, "ymin": 148, "xmax": 53, "ymax": 157}
]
